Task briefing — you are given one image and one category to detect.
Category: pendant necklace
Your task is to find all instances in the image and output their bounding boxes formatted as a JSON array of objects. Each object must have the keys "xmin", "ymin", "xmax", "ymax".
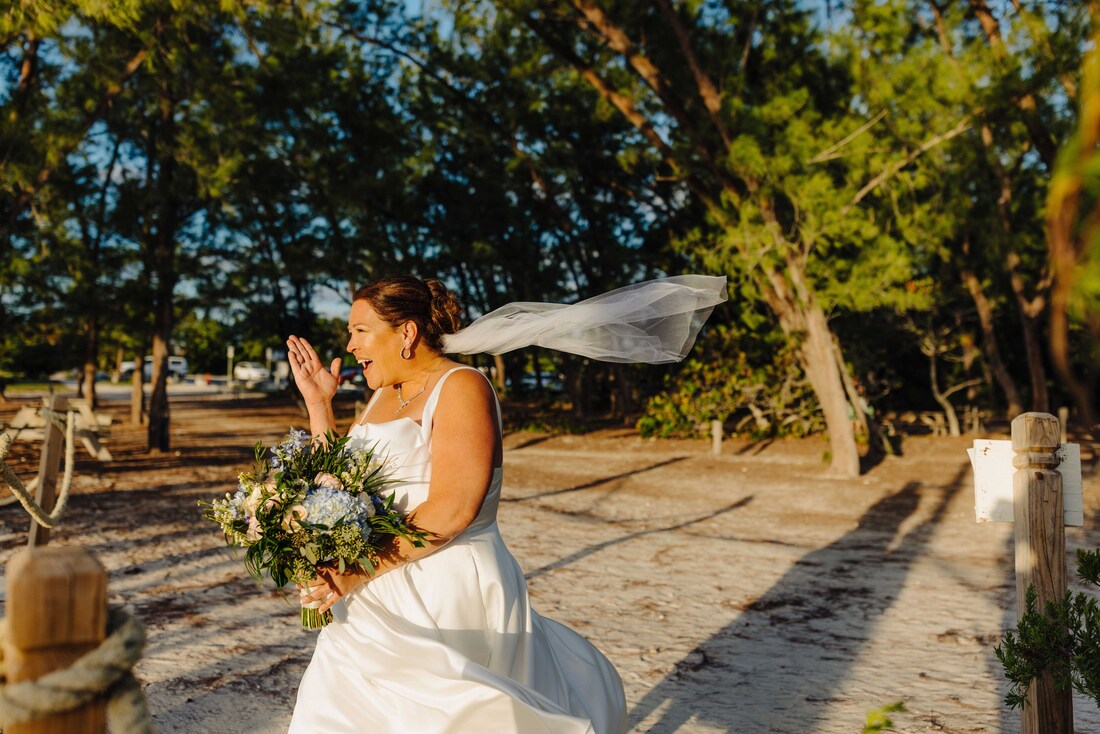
[
  {"xmin": 394, "ymin": 360, "xmax": 444, "ymax": 414},
  {"xmin": 394, "ymin": 382, "xmax": 426, "ymax": 414}
]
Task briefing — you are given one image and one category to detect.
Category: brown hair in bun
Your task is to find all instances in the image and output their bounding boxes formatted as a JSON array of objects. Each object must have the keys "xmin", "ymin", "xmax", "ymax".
[
  {"xmin": 353, "ymin": 275, "xmax": 462, "ymax": 353},
  {"xmin": 425, "ymin": 279, "xmax": 463, "ymax": 339}
]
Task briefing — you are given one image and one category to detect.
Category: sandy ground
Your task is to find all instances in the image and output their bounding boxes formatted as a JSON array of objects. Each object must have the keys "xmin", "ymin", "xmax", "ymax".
[{"xmin": 1, "ymin": 392, "xmax": 1098, "ymax": 734}]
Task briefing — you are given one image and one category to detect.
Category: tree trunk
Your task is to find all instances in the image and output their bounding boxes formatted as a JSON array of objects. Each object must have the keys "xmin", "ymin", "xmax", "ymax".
[
  {"xmin": 928, "ymin": 353, "xmax": 962, "ymax": 437},
  {"xmin": 147, "ymin": 232, "xmax": 175, "ymax": 451},
  {"xmin": 833, "ymin": 336, "xmax": 868, "ymax": 439},
  {"xmin": 130, "ymin": 354, "xmax": 144, "ymax": 425},
  {"xmin": 566, "ymin": 360, "xmax": 587, "ymax": 420},
  {"xmin": 961, "ymin": 266, "xmax": 1023, "ymax": 416},
  {"xmin": 1018, "ymin": 310, "xmax": 1049, "ymax": 412},
  {"xmin": 758, "ymin": 259, "xmax": 861, "ymax": 476},
  {"xmin": 492, "ymin": 353, "xmax": 507, "ymax": 396},
  {"xmin": 801, "ymin": 305, "xmax": 861, "ymax": 476},
  {"xmin": 613, "ymin": 364, "xmax": 633, "ymax": 425},
  {"xmin": 147, "ymin": 69, "xmax": 178, "ymax": 453},
  {"xmin": 1050, "ymin": 278, "xmax": 1098, "ymax": 432},
  {"xmin": 148, "ymin": 324, "xmax": 170, "ymax": 452},
  {"xmin": 975, "ymin": 120, "xmax": 1049, "ymax": 415},
  {"xmin": 1045, "ymin": 68, "xmax": 1100, "ymax": 428},
  {"xmin": 113, "ymin": 346, "xmax": 124, "ymax": 382},
  {"xmin": 259, "ymin": 232, "xmax": 291, "ymax": 338},
  {"xmin": 81, "ymin": 315, "xmax": 98, "ymax": 410}
]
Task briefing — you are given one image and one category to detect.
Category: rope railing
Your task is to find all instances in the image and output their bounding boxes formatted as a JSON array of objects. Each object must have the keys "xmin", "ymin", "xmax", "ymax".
[
  {"xmin": 0, "ymin": 607, "xmax": 152, "ymax": 733},
  {"xmin": 0, "ymin": 400, "xmax": 154, "ymax": 733},
  {"xmin": 0, "ymin": 408, "xmax": 76, "ymax": 524}
]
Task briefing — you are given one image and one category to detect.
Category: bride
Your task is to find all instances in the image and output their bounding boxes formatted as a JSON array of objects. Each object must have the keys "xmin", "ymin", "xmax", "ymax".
[{"xmin": 284, "ymin": 274, "xmax": 725, "ymax": 734}]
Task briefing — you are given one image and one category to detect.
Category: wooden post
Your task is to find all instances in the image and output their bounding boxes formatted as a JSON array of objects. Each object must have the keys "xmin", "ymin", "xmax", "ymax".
[
  {"xmin": 3, "ymin": 545, "xmax": 108, "ymax": 733},
  {"xmin": 710, "ymin": 419, "xmax": 723, "ymax": 456},
  {"xmin": 28, "ymin": 395, "xmax": 67, "ymax": 549},
  {"xmin": 1057, "ymin": 406, "xmax": 1069, "ymax": 445},
  {"xmin": 1011, "ymin": 412, "xmax": 1073, "ymax": 734}
]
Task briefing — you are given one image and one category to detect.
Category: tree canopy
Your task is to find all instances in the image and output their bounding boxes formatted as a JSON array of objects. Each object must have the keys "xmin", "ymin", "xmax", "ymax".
[{"xmin": 1, "ymin": 0, "xmax": 1095, "ymax": 473}]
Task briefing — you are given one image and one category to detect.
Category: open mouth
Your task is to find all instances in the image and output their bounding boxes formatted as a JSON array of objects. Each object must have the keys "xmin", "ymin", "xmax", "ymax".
[{"xmin": 358, "ymin": 358, "xmax": 372, "ymax": 371}]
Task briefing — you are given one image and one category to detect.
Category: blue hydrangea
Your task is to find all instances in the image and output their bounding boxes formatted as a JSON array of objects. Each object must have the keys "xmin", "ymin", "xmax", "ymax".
[
  {"xmin": 301, "ymin": 486, "xmax": 370, "ymax": 529},
  {"xmin": 208, "ymin": 489, "xmax": 252, "ymax": 544},
  {"xmin": 270, "ymin": 428, "xmax": 310, "ymax": 470},
  {"xmin": 223, "ymin": 488, "xmax": 249, "ymax": 520}
]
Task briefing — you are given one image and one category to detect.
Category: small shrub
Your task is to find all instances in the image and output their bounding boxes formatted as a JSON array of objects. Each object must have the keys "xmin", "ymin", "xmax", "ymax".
[
  {"xmin": 996, "ymin": 548, "xmax": 1100, "ymax": 709},
  {"xmin": 636, "ymin": 325, "xmax": 822, "ymax": 439}
]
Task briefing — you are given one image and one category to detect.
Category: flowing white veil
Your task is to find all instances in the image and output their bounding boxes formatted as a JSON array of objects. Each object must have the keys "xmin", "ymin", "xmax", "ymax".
[{"xmin": 442, "ymin": 275, "xmax": 727, "ymax": 364}]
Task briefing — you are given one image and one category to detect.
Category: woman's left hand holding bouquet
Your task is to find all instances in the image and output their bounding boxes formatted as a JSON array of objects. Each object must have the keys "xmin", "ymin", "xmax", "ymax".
[
  {"xmin": 286, "ymin": 335, "xmax": 341, "ymax": 439},
  {"xmin": 299, "ymin": 563, "xmax": 369, "ymax": 614}
]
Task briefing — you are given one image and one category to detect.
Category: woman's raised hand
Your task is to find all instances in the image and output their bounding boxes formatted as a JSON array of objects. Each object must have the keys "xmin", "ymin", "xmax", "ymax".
[{"xmin": 286, "ymin": 335, "xmax": 341, "ymax": 407}]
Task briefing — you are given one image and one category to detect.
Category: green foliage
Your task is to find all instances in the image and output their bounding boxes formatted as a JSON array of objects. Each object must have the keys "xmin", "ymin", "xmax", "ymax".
[
  {"xmin": 176, "ymin": 314, "xmax": 231, "ymax": 374},
  {"xmin": 1, "ymin": 0, "xmax": 1094, "ymax": 438},
  {"xmin": 996, "ymin": 548, "xmax": 1100, "ymax": 709},
  {"xmin": 637, "ymin": 325, "xmax": 821, "ymax": 439},
  {"xmin": 862, "ymin": 701, "xmax": 906, "ymax": 734}
]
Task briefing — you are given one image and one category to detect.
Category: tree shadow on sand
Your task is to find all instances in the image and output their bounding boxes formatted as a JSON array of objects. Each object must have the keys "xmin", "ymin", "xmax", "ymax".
[
  {"xmin": 630, "ymin": 464, "xmax": 969, "ymax": 733},
  {"xmin": 526, "ymin": 496, "xmax": 754, "ymax": 581}
]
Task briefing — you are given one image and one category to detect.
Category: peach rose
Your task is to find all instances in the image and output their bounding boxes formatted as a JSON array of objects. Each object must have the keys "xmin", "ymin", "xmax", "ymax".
[
  {"xmin": 314, "ymin": 472, "xmax": 344, "ymax": 491},
  {"xmin": 281, "ymin": 504, "xmax": 308, "ymax": 533}
]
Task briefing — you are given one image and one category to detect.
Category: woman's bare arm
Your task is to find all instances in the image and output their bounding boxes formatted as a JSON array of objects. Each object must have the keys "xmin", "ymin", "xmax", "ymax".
[{"xmin": 309, "ymin": 369, "xmax": 500, "ymax": 610}]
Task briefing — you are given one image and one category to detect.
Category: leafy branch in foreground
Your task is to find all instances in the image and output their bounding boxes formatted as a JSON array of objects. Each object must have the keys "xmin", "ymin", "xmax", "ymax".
[
  {"xmin": 862, "ymin": 701, "xmax": 906, "ymax": 733},
  {"xmin": 996, "ymin": 548, "xmax": 1100, "ymax": 709}
]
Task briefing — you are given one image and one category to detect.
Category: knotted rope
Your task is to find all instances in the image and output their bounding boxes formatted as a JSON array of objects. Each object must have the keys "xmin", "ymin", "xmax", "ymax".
[
  {"xmin": 0, "ymin": 407, "xmax": 76, "ymax": 523},
  {"xmin": 0, "ymin": 606, "xmax": 152, "ymax": 732}
]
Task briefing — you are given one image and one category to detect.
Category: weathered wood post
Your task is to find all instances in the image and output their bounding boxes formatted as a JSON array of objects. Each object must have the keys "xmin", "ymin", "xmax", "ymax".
[
  {"xmin": 3, "ymin": 546, "xmax": 108, "ymax": 733},
  {"xmin": 28, "ymin": 395, "xmax": 67, "ymax": 549},
  {"xmin": 710, "ymin": 419, "xmax": 723, "ymax": 456},
  {"xmin": 1011, "ymin": 412, "xmax": 1073, "ymax": 734}
]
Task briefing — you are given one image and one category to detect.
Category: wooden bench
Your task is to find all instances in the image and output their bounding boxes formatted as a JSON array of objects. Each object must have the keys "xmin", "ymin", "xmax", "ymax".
[
  {"xmin": 917, "ymin": 411, "xmax": 948, "ymax": 436},
  {"xmin": 6, "ymin": 398, "xmax": 113, "ymax": 461}
]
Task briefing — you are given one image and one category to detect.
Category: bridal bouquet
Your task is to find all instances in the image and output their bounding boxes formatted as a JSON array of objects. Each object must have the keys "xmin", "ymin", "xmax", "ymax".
[{"xmin": 202, "ymin": 428, "xmax": 423, "ymax": 629}]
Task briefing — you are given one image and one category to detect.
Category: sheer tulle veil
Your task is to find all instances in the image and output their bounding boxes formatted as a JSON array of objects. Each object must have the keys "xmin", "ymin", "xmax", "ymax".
[{"xmin": 442, "ymin": 274, "xmax": 727, "ymax": 364}]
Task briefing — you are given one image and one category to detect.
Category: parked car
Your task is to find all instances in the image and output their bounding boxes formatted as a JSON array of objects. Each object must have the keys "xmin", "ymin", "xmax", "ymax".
[
  {"xmin": 339, "ymin": 365, "xmax": 365, "ymax": 386},
  {"xmin": 517, "ymin": 371, "xmax": 564, "ymax": 393},
  {"xmin": 119, "ymin": 356, "xmax": 189, "ymax": 382},
  {"xmin": 233, "ymin": 361, "xmax": 271, "ymax": 382}
]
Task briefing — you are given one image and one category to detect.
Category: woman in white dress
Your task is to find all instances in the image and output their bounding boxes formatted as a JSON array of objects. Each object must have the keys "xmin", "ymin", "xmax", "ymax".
[{"xmin": 284, "ymin": 275, "xmax": 629, "ymax": 734}]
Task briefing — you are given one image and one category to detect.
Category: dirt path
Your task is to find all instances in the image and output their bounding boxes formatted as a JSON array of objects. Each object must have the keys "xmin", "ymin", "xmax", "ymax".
[{"xmin": 1, "ymin": 395, "xmax": 1097, "ymax": 733}]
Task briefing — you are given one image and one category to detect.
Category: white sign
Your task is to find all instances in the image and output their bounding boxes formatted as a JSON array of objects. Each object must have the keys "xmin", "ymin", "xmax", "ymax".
[{"xmin": 968, "ymin": 439, "xmax": 1083, "ymax": 526}]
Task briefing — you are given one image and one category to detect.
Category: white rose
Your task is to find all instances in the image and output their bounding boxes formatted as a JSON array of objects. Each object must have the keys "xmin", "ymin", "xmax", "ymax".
[
  {"xmin": 244, "ymin": 486, "xmax": 264, "ymax": 516},
  {"xmin": 281, "ymin": 504, "xmax": 308, "ymax": 533},
  {"xmin": 245, "ymin": 515, "xmax": 263, "ymax": 542}
]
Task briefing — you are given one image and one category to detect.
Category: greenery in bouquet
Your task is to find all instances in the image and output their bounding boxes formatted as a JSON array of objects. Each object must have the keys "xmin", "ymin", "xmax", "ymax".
[{"xmin": 202, "ymin": 428, "xmax": 424, "ymax": 628}]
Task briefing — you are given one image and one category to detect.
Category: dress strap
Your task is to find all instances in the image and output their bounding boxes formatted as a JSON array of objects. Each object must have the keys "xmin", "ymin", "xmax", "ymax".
[
  {"xmin": 420, "ymin": 366, "xmax": 502, "ymax": 436},
  {"xmin": 353, "ymin": 385, "xmax": 384, "ymax": 425}
]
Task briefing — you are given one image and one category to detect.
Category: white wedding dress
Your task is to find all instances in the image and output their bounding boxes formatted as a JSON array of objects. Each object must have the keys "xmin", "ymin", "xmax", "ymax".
[{"xmin": 288, "ymin": 367, "xmax": 628, "ymax": 734}]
